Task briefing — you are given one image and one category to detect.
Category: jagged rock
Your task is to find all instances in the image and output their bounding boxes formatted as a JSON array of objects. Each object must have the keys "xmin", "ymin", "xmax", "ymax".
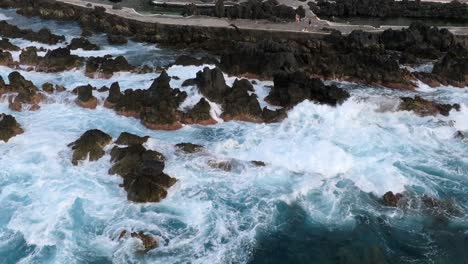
[
  {"xmin": 266, "ymin": 71, "xmax": 350, "ymax": 107},
  {"xmin": 138, "ymin": 71, "xmax": 187, "ymax": 130},
  {"xmin": 109, "ymin": 144, "xmax": 176, "ymax": 203},
  {"xmin": 5, "ymin": 72, "xmax": 42, "ymax": 111},
  {"xmin": 221, "ymin": 78, "xmax": 263, "ymax": 122},
  {"xmin": 75, "ymin": 85, "xmax": 98, "ymax": 109},
  {"xmin": 398, "ymin": 96, "xmax": 460, "ymax": 117},
  {"xmin": 0, "ymin": 38, "xmax": 19, "ymax": 51},
  {"xmin": 67, "ymin": 37, "xmax": 99, "ymax": 50},
  {"xmin": 175, "ymin": 142, "xmax": 204, "ymax": 153},
  {"xmin": 0, "ymin": 113, "xmax": 24, "ymax": 142},
  {"xmin": 184, "ymin": 67, "xmax": 229, "ymax": 103},
  {"xmin": 85, "ymin": 55, "xmax": 134, "ymax": 78},
  {"xmin": 251, "ymin": 160, "xmax": 266, "ymax": 167},
  {"xmin": 68, "ymin": 129, "xmax": 112, "ymax": 165},
  {"xmin": 0, "ymin": 21, "xmax": 65, "ymax": 45},
  {"xmin": 182, "ymin": 98, "xmax": 216, "ymax": 125},
  {"xmin": 0, "ymin": 50, "xmax": 13, "ymax": 66},
  {"xmin": 432, "ymin": 44, "xmax": 468, "ymax": 87},
  {"xmin": 104, "ymin": 82, "xmax": 122, "ymax": 108},
  {"xmin": 36, "ymin": 47, "xmax": 83, "ymax": 72},
  {"xmin": 115, "ymin": 132, "xmax": 149, "ymax": 146},
  {"xmin": 107, "ymin": 34, "xmax": 128, "ymax": 45},
  {"xmin": 19, "ymin": 47, "xmax": 40, "ymax": 65}
]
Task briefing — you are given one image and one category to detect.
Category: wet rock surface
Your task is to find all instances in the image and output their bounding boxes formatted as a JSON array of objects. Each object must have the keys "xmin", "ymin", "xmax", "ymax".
[
  {"xmin": 110, "ymin": 143, "xmax": 176, "ymax": 203},
  {"xmin": 398, "ymin": 96, "xmax": 460, "ymax": 117},
  {"xmin": 0, "ymin": 113, "xmax": 24, "ymax": 142},
  {"xmin": 68, "ymin": 129, "xmax": 112, "ymax": 165},
  {"xmin": 381, "ymin": 191, "xmax": 461, "ymax": 218},
  {"xmin": 0, "ymin": 21, "xmax": 65, "ymax": 45},
  {"xmin": 118, "ymin": 230, "xmax": 158, "ymax": 252},
  {"xmin": 0, "ymin": 71, "xmax": 43, "ymax": 111},
  {"xmin": 173, "ymin": 55, "xmax": 218, "ymax": 66},
  {"xmin": 85, "ymin": 55, "xmax": 134, "ymax": 78},
  {"xmin": 0, "ymin": 38, "xmax": 19, "ymax": 51},
  {"xmin": 105, "ymin": 71, "xmax": 188, "ymax": 130},
  {"xmin": 36, "ymin": 47, "xmax": 83, "ymax": 72},
  {"xmin": 67, "ymin": 37, "xmax": 100, "ymax": 50},
  {"xmin": 115, "ymin": 132, "xmax": 149, "ymax": 146},
  {"xmin": 75, "ymin": 84, "xmax": 98, "ymax": 109},
  {"xmin": 175, "ymin": 142, "xmax": 204, "ymax": 154},
  {"xmin": 266, "ymin": 71, "xmax": 350, "ymax": 107}
]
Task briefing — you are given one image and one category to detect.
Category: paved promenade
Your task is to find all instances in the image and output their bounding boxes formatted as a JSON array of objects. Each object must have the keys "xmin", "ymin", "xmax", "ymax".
[{"xmin": 58, "ymin": 0, "xmax": 468, "ymax": 35}]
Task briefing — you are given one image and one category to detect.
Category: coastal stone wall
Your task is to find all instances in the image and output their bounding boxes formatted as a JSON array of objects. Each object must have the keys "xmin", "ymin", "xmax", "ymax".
[{"xmin": 310, "ymin": 0, "xmax": 468, "ymax": 20}]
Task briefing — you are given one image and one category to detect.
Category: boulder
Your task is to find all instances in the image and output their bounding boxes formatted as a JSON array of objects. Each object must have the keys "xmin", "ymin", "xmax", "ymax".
[
  {"xmin": 75, "ymin": 85, "xmax": 98, "ymax": 109},
  {"xmin": 0, "ymin": 113, "xmax": 24, "ymax": 142},
  {"xmin": 68, "ymin": 129, "xmax": 112, "ymax": 165}
]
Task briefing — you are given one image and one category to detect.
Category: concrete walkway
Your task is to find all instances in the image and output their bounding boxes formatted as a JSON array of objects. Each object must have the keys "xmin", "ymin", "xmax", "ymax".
[{"xmin": 58, "ymin": 0, "xmax": 468, "ymax": 35}]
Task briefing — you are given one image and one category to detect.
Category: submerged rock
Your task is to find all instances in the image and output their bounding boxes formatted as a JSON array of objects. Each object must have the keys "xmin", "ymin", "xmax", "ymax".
[
  {"xmin": 115, "ymin": 132, "xmax": 149, "ymax": 146},
  {"xmin": 68, "ymin": 129, "xmax": 112, "ymax": 165},
  {"xmin": 382, "ymin": 191, "xmax": 405, "ymax": 207},
  {"xmin": 175, "ymin": 142, "xmax": 204, "ymax": 153},
  {"xmin": 398, "ymin": 96, "xmax": 460, "ymax": 117},
  {"xmin": 0, "ymin": 113, "xmax": 24, "ymax": 142},
  {"xmin": 118, "ymin": 230, "xmax": 158, "ymax": 251},
  {"xmin": 67, "ymin": 37, "xmax": 100, "ymax": 50}
]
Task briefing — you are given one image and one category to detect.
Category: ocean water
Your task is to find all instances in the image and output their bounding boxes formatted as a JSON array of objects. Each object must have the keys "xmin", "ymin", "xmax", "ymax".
[{"xmin": 0, "ymin": 8, "xmax": 468, "ymax": 264}]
